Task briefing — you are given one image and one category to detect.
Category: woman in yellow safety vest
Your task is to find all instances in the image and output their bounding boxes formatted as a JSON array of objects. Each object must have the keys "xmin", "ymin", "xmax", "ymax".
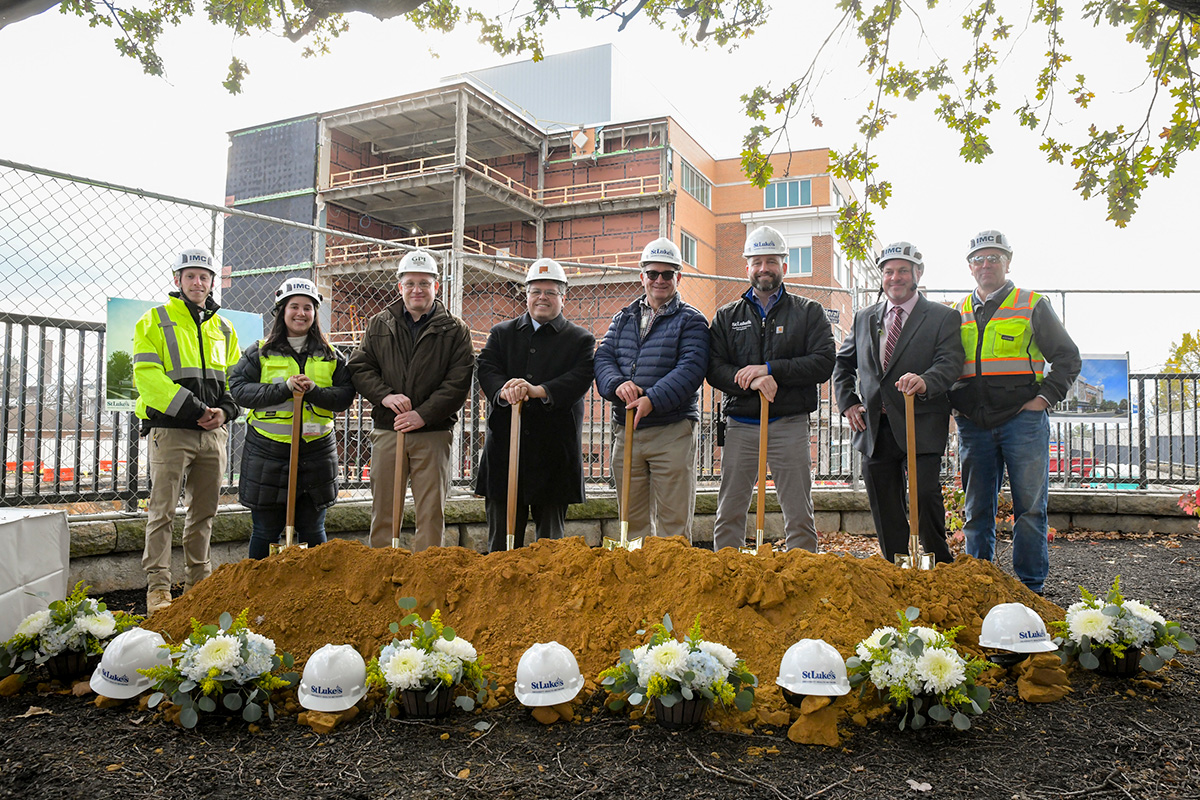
[{"xmin": 229, "ymin": 278, "xmax": 355, "ymax": 558}]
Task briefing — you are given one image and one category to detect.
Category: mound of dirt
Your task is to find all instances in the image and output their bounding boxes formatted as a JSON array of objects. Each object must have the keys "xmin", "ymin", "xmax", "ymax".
[{"xmin": 146, "ymin": 536, "xmax": 1060, "ymax": 725}]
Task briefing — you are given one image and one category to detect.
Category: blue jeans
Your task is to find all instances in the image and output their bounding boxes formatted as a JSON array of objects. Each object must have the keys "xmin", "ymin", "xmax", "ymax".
[
  {"xmin": 957, "ymin": 410, "xmax": 1050, "ymax": 593},
  {"xmin": 248, "ymin": 497, "xmax": 328, "ymax": 559}
]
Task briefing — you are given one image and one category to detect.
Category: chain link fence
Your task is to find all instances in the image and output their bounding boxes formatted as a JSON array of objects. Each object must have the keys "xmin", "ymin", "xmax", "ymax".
[{"xmin": 2, "ymin": 160, "xmax": 1197, "ymax": 513}]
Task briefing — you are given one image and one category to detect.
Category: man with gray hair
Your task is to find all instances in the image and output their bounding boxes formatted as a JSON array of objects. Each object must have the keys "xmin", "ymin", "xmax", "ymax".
[{"xmin": 950, "ymin": 230, "xmax": 1080, "ymax": 594}]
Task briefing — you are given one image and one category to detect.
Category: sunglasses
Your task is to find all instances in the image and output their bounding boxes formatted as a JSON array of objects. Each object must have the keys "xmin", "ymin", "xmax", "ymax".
[
  {"xmin": 642, "ymin": 269, "xmax": 678, "ymax": 282},
  {"xmin": 969, "ymin": 254, "xmax": 1007, "ymax": 266}
]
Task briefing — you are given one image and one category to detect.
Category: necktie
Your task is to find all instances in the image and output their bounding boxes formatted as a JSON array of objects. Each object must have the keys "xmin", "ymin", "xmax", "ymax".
[{"xmin": 883, "ymin": 306, "xmax": 904, "ymax": 370}]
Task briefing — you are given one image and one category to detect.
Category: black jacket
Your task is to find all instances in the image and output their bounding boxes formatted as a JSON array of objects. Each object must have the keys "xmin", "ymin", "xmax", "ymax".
[
  {"xmin": 474, "ymin": 313, "xmax": 595, "ymax": 505},
  {"xmin": 229, "ymin": 340, "xmax": 356, "ymax": 510},
  {"xmin": 708, "ymin": 287, "xmax": 836, "ymax": 419}
]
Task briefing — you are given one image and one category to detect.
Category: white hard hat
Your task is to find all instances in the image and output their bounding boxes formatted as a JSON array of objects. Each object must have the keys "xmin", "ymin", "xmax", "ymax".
[
  {"xmin": 298, "ymin": 644, "xmax": 368, "ymax": 712},
  {"xmin": 979, "ymin": 603, "xmax": 1057, "ymax": 653},
  {"xmin": 89, "ymin": 628, "xmax": 169, "ymax": 699},
  {"xmin": 172, "ymin": 247, "xmax": 218, "ymax": 276},
  {"xmin": 525, "ymin": 258, "xmax": 568, "ymax": 286},
  {"xmin": 638, "ymin": 237, "xmax": 682, "ymax": 269},
  {"xmin": 776, "ymin": 639, "xmax": 850, "ymax": 697},
  {"xmin": 274, "ymin": 277, "xmax": 322, "ymax": 308},
  {"xmin": 877, "ymin": 241, "xmax": 924, "ymax": 270},
  {"xmin": 397, "ymin": 250, "xmax": 440, "ymax": 278},
  {"xmin": 743, "ymin": 225, "xmax": 788, "ymax": 258},
  {"xmin": 967, "ymin": 229, "xmax": 1013, "ymax": 258},
  {"xmin": 514, "ymin": 641, "xmax": 584, "ymax": 707}
]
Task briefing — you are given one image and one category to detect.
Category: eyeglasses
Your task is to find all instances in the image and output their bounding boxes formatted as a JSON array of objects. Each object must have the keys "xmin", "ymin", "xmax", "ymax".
[
  {"xmin": 401, "ymin": 279, "xmax": 435, "ymax": 290},
  {"xmin": 642, "ymin": 269, "xmax": 678, "ymax": 282},
  {"xmin": 527, "ymin": 288, "xmax": 561, "ymax": 298},
  {"xmin": 969, "ymin": 254, "xmax": 1007, "ymax": 266}
]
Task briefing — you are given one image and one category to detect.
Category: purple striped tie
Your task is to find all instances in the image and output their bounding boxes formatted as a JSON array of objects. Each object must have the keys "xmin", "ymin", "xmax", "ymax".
[{"xmin": 883, "ymin": 306, "xmax": 904, "ymax": 369}]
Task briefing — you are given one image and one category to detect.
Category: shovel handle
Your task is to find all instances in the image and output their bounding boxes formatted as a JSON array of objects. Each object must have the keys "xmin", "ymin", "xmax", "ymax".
[
  {"xmin": 392, "ymin": 430, "xmax": 407, "ymax": 547},
  {"xmin": 756, "ymin": 392, "xmax": 769, "ymax": 545},
  {"xmin": 506, "ymin": 400, "xmax": 523, "ymax": 549},
  {"xmin": 620, "ymin": 407, "xmax": 635, "ymax": 530},
  {"xmin": 284, "ymin": 390, "xmax": 304, "ymax": 548},
  {"xmin": 904, "ymin": 392, "xmax": 920, "ymax": 558}
]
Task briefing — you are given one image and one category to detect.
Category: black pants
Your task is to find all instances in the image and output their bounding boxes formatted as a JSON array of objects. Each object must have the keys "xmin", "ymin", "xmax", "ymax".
[
  {"xmin": 863, "ymin": 421, "xmax": 953, "ymax": 564},
  {"xmin": 485, "ymin": 497, "xmax": 567, "ymax": 553}
]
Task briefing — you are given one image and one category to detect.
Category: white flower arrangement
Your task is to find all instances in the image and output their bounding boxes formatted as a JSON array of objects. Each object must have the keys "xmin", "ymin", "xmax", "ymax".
[
  {"xmin": 846, "ymin": 607, "xmax": 992, "ymax": 731},
  {"xmin": 0, "ymin": 582, "xmax": 140, "ymax": 678},
  {"xmin": 140, "ymin": 610, "xmax": 297, "ymax": 729},
  {"xmin": 599, "ymin": 614, "xmax": 757, "ymax": 714},
  {"xmin": 1051, "ymin": 576, "xmax": 1196, "ymax": 673},
  {"xmin": 366, "ymin": 597, "xmax": 490, "ymax": 712}
]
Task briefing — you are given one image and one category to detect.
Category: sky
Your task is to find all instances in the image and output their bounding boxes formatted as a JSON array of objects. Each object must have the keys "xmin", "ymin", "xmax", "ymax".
[{"xmin": 0, "ymin": 2, "xmax": 1193, "ymax": 370}]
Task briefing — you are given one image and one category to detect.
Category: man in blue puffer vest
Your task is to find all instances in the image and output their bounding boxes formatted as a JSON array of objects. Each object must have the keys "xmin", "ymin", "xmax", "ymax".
[{"xmin": 594, "ymin": 237, "xmax": 710, "ymax": 541}]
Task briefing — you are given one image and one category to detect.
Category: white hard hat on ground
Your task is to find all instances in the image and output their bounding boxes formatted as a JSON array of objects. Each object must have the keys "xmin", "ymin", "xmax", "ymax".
[
  {"xmin": 514, "ymin": 641, "xmax": 584, "ymax": 707},
  {"xmin": 298, "ymin": 644, "xmax": 368, "ymax": 712},
  {"xmin": 877, "ymin": 241, "xmax": 924, "ymax": 269},
  {"xmin": 776, "ymin": 638, "xmax": 851, "ymax": 697},
  {"xmin": 979, "ymin": 603, "xmax": 1057, "ymax": 653},
  {"xmin": 525, "ymin": 258, "xmax": 568, "ymax": 286},
  {"xmin": 397, "ymin": 250, "xmax": 440, "ymax": 278},
  {"xmin": 967, "ymin": 230, "xmax": 1013, "ymax": 258},
  {"xmin": 89, "ymin": 628, "xmax": 169, "ymax": 699},
  {"xmin": 743, "ymin": 225, "xmax": 788, "ymax": 258},
  {"xmin": 172, "ymin": 247, "xmax": 218, "ymax": 276},
  {"xmin": 638, "ymin": 238, "xmax": 683, "ymax": 269},
  {"xmin": 274, "ymin": 277, "xmax": 322, "ymax": 308}
]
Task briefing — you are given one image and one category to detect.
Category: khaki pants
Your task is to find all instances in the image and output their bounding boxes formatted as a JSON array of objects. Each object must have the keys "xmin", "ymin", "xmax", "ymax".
[
  {"xmin": 611, "ymin": 419, "xmax": 697, "ymax": 541},
  {"xmin": 713, "ymin": 415, "xmax": 817, "ymax": 552},
  {"xmin": 143, "ymin": 426, "xmax": 229, "ymax": 592},
  {"xmin": 369, "ymin": 428, "xmax": 453, "ymax": 551}
]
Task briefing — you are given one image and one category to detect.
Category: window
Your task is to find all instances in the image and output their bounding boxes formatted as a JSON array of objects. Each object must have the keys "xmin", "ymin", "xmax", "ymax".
[
  {"xmin": 787, "ymin": 246, "xmax": 812, "ymax": 276},
  {"xmin": 680, "ymin": 231, "xmax": 698, "ymax": 267},
  {"xmin": 764, "ymin": 179, "xmax": 811, "ymax": 209},
  {"xmin": 680, "ymin": 159, "xmax": 712, "ymax": 208}
]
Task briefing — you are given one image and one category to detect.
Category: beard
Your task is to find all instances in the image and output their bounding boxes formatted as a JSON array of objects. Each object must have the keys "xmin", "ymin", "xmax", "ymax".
[{"xmin": 752, "ymin": 272, "xmax": 782, "ymax": 293}]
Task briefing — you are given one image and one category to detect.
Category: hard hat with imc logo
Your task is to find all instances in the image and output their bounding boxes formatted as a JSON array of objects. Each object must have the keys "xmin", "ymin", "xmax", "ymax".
[{"xmin": 967, "ymin": 230, "xmax": 1013, "ymax": 258}]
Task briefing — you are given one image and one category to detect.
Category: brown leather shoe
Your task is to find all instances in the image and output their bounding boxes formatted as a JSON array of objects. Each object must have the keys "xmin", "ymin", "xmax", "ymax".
[{"xmin": 147, "ymin": 589, "xmax": 173, "ymax": 615}]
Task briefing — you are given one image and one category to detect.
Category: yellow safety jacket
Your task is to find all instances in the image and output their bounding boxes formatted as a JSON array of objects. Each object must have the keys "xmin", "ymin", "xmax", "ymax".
[
  {"xmin": 956, "ymin": 287, "xmax": 1045, "ymax": 382},
  {"xmin": 133, "ymin": 295, "xmax": 239, "ymax": 426},
  {"xmin": 247, "ymin": 348, "xmax": 337, "ymax": 443}
]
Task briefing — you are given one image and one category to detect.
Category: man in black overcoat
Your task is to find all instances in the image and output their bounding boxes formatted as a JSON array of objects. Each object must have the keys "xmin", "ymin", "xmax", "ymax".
[{"xmin": 475, "ymin": 257, "xmax": 596, "ymax": 552}]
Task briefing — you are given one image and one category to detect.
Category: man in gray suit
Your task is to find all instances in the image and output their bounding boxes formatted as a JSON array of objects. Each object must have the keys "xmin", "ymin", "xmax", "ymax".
[{"xmin": 832, "ymin": 242, "xmax": 964, "ymax": 563}]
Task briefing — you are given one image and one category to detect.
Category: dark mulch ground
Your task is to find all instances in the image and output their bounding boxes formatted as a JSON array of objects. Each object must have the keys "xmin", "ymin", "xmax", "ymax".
[{"xmin": 2, "ymin": 533, "xmax": 1198, "ymax": 800}]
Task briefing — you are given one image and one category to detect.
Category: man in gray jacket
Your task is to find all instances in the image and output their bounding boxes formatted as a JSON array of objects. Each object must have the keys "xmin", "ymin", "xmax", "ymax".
[
  {"xmin": 708, "ymin": 225, "xmax": 836, "ymax": 552},
  {"xmin": 833, "ymin": 242, "xmax": 964, "ymax": 563}
]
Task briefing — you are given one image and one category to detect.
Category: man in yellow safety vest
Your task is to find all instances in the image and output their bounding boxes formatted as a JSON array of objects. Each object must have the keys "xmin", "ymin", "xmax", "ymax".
[
  {"xmin": 133, "ymin": 247, "xmax": 240, "ymax": 614},
  {"xmin": 950, "ymin": 230, "xmax": 1080, "ymax": 595}
]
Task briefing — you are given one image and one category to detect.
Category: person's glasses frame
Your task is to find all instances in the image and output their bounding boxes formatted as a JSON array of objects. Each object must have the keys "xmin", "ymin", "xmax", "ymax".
[
  {"xmin": 642, "ymin": 269, "xmax": 679, "ymax": 282},
  {"xmin": 968, "ymin": 254, "xmax": 1007, "ymax": 266},
  {"xmin": 526, "ymin": 287, "xmax": 562, "ymax": 298}
]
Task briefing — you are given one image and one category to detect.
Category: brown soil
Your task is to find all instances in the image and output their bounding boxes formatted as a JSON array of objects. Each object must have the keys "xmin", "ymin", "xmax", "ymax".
[
  {"xmin": 145, "ymin": 536, "xmax": 1057, "ymax": 725},
  {"xmin": 2, "ymin": 534, "xmax": 1197, "ymax": 800}
]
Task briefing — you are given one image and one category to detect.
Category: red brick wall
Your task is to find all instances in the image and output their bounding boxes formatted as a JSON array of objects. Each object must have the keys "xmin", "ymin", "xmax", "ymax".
[
  {"xmin": 325, "ymin": 203, "xmax": 407, "ymax": 241},
  {"xmin": 329, "ymin": 130, "xmax": 388, "ymax": 175}
]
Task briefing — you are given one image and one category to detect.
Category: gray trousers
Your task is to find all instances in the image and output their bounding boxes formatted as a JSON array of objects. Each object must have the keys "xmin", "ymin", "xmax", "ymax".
[{"xmin": 713, "ymin": 414, "xmax": 817, "ymax": 552}]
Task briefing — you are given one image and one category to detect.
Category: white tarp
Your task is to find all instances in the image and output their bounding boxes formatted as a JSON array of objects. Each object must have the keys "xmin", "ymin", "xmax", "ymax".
[{"xmin": 0, "ymin": 508, "xmax": 70, "ymax": 640}]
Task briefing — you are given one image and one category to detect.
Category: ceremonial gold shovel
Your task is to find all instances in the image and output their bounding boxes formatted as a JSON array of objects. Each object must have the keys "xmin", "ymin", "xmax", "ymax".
[
  {"xmin": 895, "ymin": 392, "xmax": 935, "ymax": 570},
  {"xmin": 506, "ymin": 400, "xmax": 523, "ymax": 551},
  {"xmin": 391, "ymin": 429, "xmax": 407, "ymax": 549},
  {"xmin": 740, "ymin": 392, "xmax": 770, "ymax": 555},
  {"xmin": 603, "ymin": 407, "xmax": 644, "ymax": 551},
  {"xmin": 270, "ymin": 391, "xmax": 309, "ymax": 556}
]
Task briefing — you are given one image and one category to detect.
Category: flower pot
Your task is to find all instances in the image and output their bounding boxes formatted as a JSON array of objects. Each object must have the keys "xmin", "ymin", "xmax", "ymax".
[
  {"xmin": 400, "ymin": 688, "xmax": 454, "ymax": 718},
  {"xmin": 44, "ymin": 651, "xmax": 95, "ymax": 682},
  {"xmin": 653, "ymin": 697, "xmax": 710, "ymax": 729},
  {"xmin": 1096, "ymin": 647, "xmax": 1141, "ymax": 677}
]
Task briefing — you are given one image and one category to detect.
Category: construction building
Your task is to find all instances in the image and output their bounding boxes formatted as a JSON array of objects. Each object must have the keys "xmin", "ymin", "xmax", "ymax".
[{"xmin": 220, "ymin": 44, "xmax": 878, "ymax": 482}]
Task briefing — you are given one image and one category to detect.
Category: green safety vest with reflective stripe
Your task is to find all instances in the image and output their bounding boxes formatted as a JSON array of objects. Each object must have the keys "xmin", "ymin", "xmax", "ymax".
[
  {"xmin": 133, "ymin": 295, "xmax": 238, "ymax": 421},
  {"xmin": 247, "ymin": 347, "xmax": 337, "ymax": 443},
  {"xmin": 956, "ymin": 287, "xmax": 1045, "ymax": 382}
]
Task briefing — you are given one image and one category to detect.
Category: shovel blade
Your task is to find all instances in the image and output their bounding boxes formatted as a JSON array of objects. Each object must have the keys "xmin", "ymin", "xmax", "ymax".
[
  {"xmin": 894, "ymin": 552, "xmax": 936, "ymax": 570},
  {"xmin": 602, "ymin": 522, "xmax": 643, "ymax": 551},
  {"xmin": 506, "ymin": 533, "xmax": 515, "ymax": 551}
]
